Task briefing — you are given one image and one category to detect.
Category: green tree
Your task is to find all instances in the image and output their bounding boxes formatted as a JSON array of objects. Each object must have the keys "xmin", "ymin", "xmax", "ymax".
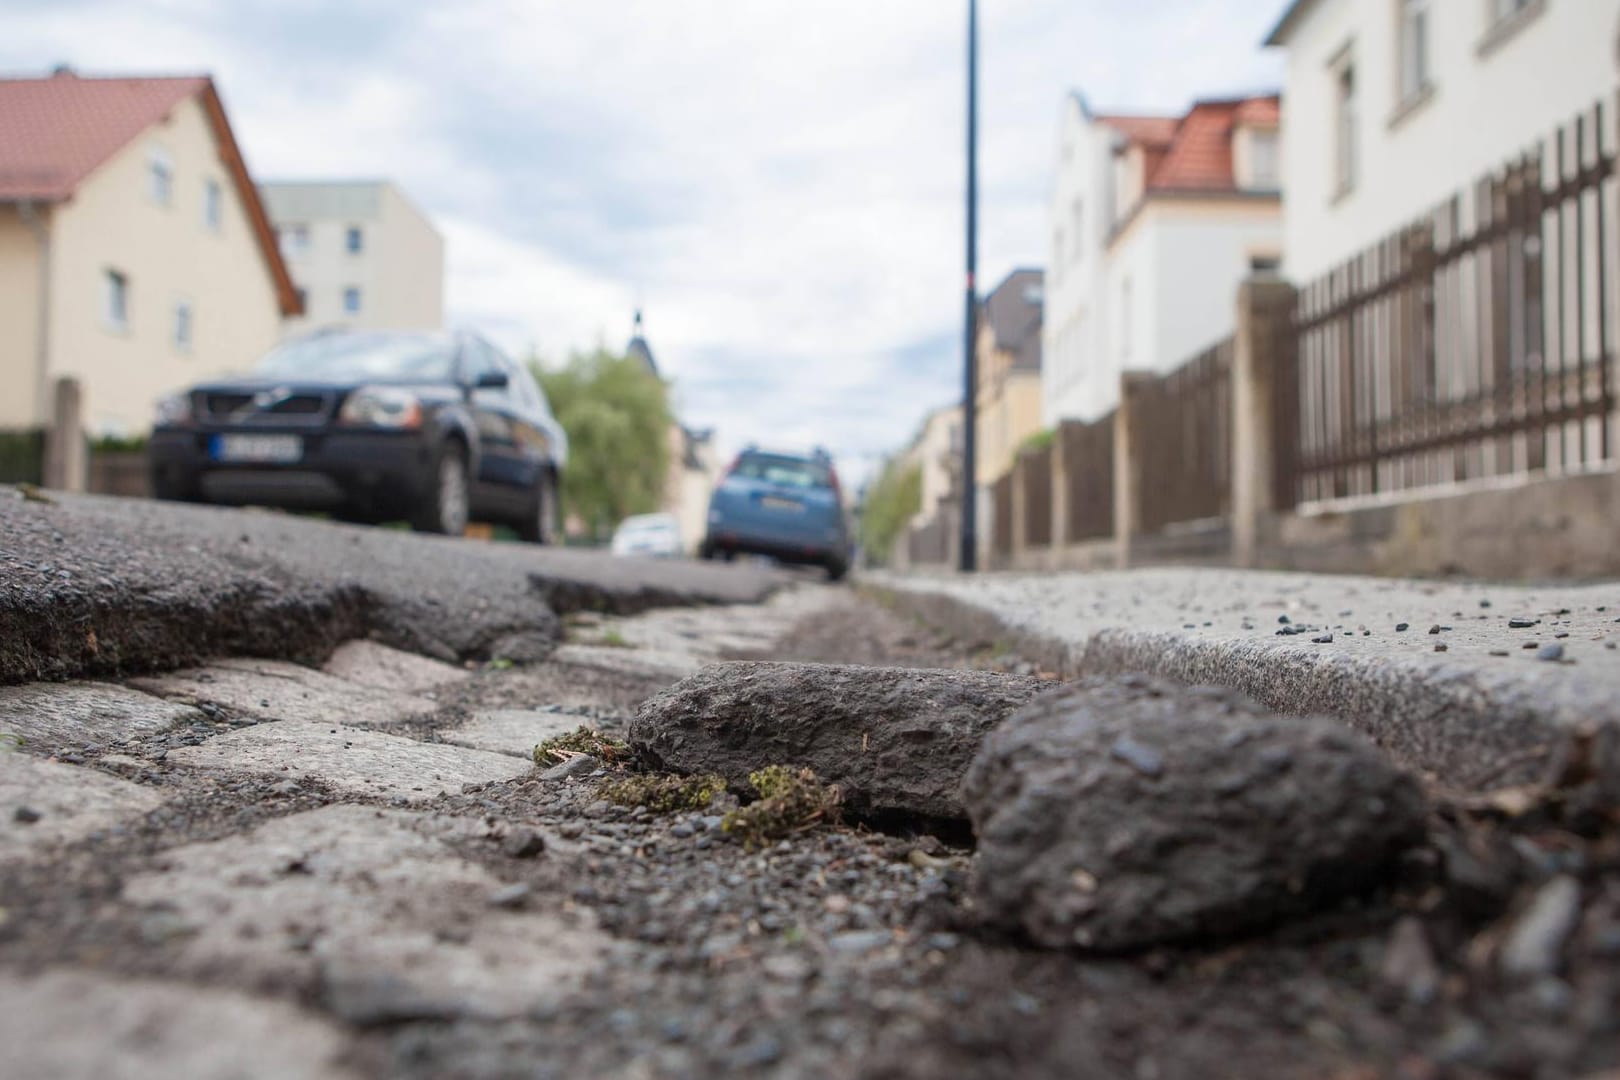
[
  {"xmin": 859, "ymin": 459, "xmax": 922, "ymax": 565},
  {"xmin": 533, "ymin": 348, "xmax": 672, "ymax": 540}
]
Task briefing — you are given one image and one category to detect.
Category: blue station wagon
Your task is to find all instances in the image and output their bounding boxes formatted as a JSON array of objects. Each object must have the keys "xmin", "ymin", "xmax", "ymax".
[{"xmin": 700, "ymin": 447, "xmax": 850, "ymax": 580}]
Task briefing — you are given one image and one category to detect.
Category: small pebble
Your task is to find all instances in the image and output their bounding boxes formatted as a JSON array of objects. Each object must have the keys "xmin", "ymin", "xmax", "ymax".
[
  {"xmin": 1537, "ymin": 643, "xmax": 1565, "ymax": 663},
  {"xmin": 488, "ymin": 882, "xmax": 531, "ymax": 909},
  {"xmin": 13, "ymin": 806, "xmax": 41, "ymax": 824},
  {"xmin": 1509, "ymin": 617, "xmax": 1538, "ymax": 629},
  {"xmin": 1311, "ymin": 634, "xmax": 1333, "ymax": 644},
  {"xmin": 1434, "ymin": 643, "xmax": 1448, "ymax": 652},
  {"xmin": 1396, "ymin": 623, "xmax": 1410, "ymax": 632},
  {"xmin": 502, "ymin": 828, "xmax": 547, "ymax": 859}
]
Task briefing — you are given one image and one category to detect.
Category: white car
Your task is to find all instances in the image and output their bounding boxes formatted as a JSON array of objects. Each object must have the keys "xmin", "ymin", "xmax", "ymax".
[{"xmin": 610, "ymin": 512, "xmax": 683, "ymax": 558}]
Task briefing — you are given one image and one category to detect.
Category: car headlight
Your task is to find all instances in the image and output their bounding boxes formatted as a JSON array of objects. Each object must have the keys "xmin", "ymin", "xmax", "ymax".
[
  {"xmin": 154, "ymin": 393, "xmax": 192, "ymax": 427},
  {"xmin": 339, "ymin": 386, "xmax": 422, "ymax": 429}
]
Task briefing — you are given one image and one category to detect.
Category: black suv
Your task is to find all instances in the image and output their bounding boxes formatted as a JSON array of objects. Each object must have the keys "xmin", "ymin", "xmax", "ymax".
[{"xmin": 148, "ymin": 329, "xmax": 568, "ymax": 540}]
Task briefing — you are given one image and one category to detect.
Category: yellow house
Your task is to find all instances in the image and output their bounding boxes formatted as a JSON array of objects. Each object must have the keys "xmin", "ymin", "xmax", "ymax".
[
  {"xmin": 974, "ymin": 268, "xmax": 1045, "ymax": 486},
  {"xmin": 0, "ymin": 70, "xmax": 299, "ymax": 437}
]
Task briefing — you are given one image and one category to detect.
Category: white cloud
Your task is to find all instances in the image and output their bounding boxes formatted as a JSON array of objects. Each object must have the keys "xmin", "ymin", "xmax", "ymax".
[{"xmin": 3, "ymin": 0, "xmax": 1282, "ymax": 488}]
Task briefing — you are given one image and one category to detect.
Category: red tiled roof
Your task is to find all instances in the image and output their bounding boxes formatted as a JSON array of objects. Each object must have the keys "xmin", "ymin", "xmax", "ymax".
[
  {"xmin": 0, "ymin": 70, "xmax": 301, "ymax": 315},
  {"xmin": 1105, "ymin": 94, "xmax": 1281, "ymax": 194},
  {"xmin": 0, "ymin": 71, "xmax": 206, "ymax": 200}
]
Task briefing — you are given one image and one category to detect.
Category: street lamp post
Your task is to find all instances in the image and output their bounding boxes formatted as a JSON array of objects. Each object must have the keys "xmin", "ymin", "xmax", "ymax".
[{"xmin": 959, "ymin": 0, "xmax": 979, "ymax": 573}]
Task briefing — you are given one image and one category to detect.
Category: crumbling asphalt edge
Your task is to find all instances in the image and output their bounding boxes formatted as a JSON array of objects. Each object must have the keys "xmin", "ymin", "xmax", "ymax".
[{"xmin": 867, "ymin": 580, "xmax": 1617, "ymax": 790}]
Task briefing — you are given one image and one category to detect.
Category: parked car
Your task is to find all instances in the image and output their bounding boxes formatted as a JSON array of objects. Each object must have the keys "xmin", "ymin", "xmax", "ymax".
[
  {"xmin": 700, "ymin": 446, "xmax": 850, "ymax": 580},
  {"xmin": 148, "ymin": 329, "xmax": 568, "ymax": 540},
  {"xmin": 610, "ymin": 512, "xmax": 683, "ymax": 558}
]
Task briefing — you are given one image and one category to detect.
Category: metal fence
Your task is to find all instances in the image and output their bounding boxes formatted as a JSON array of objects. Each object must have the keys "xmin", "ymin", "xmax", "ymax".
[
  {"xmin": 1136, "ymin": 337, "xmax": 1233, "ymax": 533},
  {"xmin": 1284, "ymin": 100, "xmax": 1616, "ymax": 504}
]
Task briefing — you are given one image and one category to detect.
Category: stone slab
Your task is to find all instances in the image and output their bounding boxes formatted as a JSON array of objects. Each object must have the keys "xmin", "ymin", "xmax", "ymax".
[
  {"xmin": 322, "ymin": 639, "xmax": 470, "ymax": 694},
  {"xmin": 131, "ymin": 658, "xmax": 437, "ymax": 727},
  {"xmin": 0, "ymin": 680, "xmax": 202, "ymax": 751},
  {"xmin": 877, "ymin": 568, "xmax": 1620, "ymax": 787},
  {"xmin": 0, "ymin": 969, "xmax": 359, "ymax": 1080},
  {"xmin": 123, "ymin": 804, "xmax": 609, "ymax": 1020},
  {"xmin": 439, "ymin": 709, "xmax": 585, "ymax": 759},
  {"xmin": 0, "ymin": 753, "xmax": 165, "ymax": 862},
  {"xmin": 164, "ymin": 721, "xmax": 530, "ymax": 801}
]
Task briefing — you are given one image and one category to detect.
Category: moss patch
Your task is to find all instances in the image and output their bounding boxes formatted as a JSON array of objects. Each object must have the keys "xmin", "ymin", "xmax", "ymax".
[
  {"xmin": 600, "ymin": 772, "xmax": 727, "ymax": 813},
  {"xmin": 533, "ymin": 725, "xmax": 632, "ymax": 768},
  {"xmin": 722, "ymin": 766, "xmax": 842, "ymax": 849}
]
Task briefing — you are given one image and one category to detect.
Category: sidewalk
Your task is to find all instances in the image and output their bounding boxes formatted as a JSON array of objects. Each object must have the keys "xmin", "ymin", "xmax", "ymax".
[{"xmin": 872, "ymin": 567, "xmax": 1620, "ymax": 788}]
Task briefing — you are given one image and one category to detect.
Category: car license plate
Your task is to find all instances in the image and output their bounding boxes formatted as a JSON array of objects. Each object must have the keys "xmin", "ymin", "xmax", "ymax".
[
  {"xmin": 211, "ymin": 434, "xmax": 302, "ymax": 463},
  {"xmin": 761, "ymin": 496, "xmax": 804, "ymax": 512}
]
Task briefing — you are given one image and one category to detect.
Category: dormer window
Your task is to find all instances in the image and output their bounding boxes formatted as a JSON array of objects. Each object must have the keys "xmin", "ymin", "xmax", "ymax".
[{"xmin": 1245, "ymin": 129, "xmax": 1280, "ymax": 190}]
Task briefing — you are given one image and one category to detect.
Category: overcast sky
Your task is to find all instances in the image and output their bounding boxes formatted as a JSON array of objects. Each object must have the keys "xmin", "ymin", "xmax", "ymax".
[{"xmin": 5, "ymin": 0, "xmax": 1282, "ymax": 485}]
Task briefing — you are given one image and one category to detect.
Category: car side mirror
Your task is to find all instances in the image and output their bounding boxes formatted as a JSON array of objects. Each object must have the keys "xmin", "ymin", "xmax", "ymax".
[{"xmin": 474, "ymin": 371, "xmax": 509, "ymax": 390}]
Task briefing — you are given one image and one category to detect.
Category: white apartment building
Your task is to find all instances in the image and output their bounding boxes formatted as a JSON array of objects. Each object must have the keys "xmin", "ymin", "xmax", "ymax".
[
  {"xmin": 1266, "ymin": 0, "xmax": 1620, "ymax": 281},
  {"xmin": 259, "ymin": 180, "xmax": 444, "ymax": 336},
  {"xmin": 1042, "ymin": 93, "xmax": 1283, "ymax": 425}
]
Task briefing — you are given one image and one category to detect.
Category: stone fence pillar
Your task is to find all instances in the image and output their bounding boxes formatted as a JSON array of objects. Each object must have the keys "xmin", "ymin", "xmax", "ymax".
[
  {"xmin": 43, "ymin": 376, "xmax": 86, "ymax": 493},
  {"xmin": 1113, "ymin": 372, "xmax": 1153, "ymax": 569},
  {"xmin": 1231, "ymin": 279, "xmax": 1297, "ymax": 567}
]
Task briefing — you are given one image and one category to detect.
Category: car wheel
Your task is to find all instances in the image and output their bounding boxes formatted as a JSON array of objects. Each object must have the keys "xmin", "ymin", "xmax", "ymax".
[
  {"xmin": 150, "ymin": 467, "xmax": 199, "ymax": 503},
  {"xmin": 517, "ymin": 469, "xmax": 559, "ymax": 544},
  {"xmin": 412, "ymin": 440, "xmax": 470, "ymax": 536},
  {"xmin": 824, "ymin": 557, "xmax": 849, "ymax": 583}
]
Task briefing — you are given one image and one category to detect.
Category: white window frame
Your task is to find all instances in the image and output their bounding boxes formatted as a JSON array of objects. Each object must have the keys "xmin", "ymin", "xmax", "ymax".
[
  {"xmin": 1331, "ymin": 47, "xmax": 1359, "ymax": 197},
  {"xmin": 203, "ymin": 178, "xmax": 222, "ymax": 232},
  {"xmin": 103, "ymin": 269, "xmax": 129, "ymax": 332},
  {"xmin": 1397, "ymin": 0, "xmax": 1432, "ymax": 106},
  {"xmin": 1247, "ymin": 128, "xmax": 1280, "ymax": 190},
  {"xmin": 279, "ymin": 224, "xmax": 309, "ymax": 257},
  {"xmin": 342, "ymin": 286, "xmax": 362, "ymax": 315},
  {"xmin": 173, "ymin": 299, "xmax": 193, "ymax": 352},
  {"xmin": 1119, "ymin": 276, "xmax": 1132, "ymax": 361},
  {"xmin": 148, "ymin": 146, "xmax": 174, "ymax": 206}
]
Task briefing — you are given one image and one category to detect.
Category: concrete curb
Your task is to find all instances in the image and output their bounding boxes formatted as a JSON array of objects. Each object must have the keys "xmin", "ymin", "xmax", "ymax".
[{"xmin": 869, "ymin": 572, "xmax": 1620, "ymax": 789}]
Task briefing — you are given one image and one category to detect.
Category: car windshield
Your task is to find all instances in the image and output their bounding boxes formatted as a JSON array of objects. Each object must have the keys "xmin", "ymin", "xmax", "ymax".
[
  {"xmin": 733, "ymin": 453, "xmax": 831, "ymax": 489},
  {"xmin": 256, "ymin": 333, "xmax": 456, "ymax": 382}
]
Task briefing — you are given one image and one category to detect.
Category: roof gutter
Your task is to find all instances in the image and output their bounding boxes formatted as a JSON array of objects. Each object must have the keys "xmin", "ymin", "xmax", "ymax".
[{"xmin": 15, "ymin": 199, "xmax": 52, "ymax": 429}]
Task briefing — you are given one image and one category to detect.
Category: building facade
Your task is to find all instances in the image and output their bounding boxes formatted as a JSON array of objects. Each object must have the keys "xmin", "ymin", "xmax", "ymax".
[
  {"xmin": 1042, "ymin": 93, "xmax": 1282, "ymax": 425},
  {"xmin": 0, "ymin": 70, "xmax": 298, "ymax": 436},
  {"xmin": 259, "ymin": 180, "xmax": 444, "ymax": 337},
  {"xmin": 974, "ymin": 268, "xmax": 1045, "ymax": 486},
  {"xmin": 1266, "ymin": 0, "xmax": 1620, "ymax": 281}
]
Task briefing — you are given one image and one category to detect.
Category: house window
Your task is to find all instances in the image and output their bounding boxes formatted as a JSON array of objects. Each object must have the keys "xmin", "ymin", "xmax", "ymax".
[
  {"xmin": 345, "ymin": 226, "xmax": 363, "ymax": 254},
  {"xmin": 1070, "ymin": 198, "xmax": 1084, "ymax": 261},
  {"xmin": 1250, "ymin": 254, "xmax": 1282, "ymax": 276},
  {"xmin": 1248, "ymin": 130, "xmax": 1280, "ymax": 189},
  {"xmin": 343, "ymin": 286, "xmax": 362, "ymax": 314},
  {"xmin": 279, "ymin": 225, "xmax": 309, "ymax": 257},
  {"xmin": 148, "ymin": 147, "xmax": 173, "ymax": 206},
  {"xmin": 103, "ymin": 269, "xmax": 129, "ymax": 331},
  {"xmin": 1398, "ymin": 0, "xmax": 1431, "ymax": 104},
  {"xmin": 1119, "ymin": 277, "xmax": 1132, "ymax": 360},
  {"xmin": 174, "ymin": 300, "xmax": 193, "ymax": 351},
  {"xmin": 1333, "ymin": 53, "xmax": 1359, "ymax": 195},
  {"xmin": 203, "ymin": 179, "xmax": 222, "ymax": 232}
]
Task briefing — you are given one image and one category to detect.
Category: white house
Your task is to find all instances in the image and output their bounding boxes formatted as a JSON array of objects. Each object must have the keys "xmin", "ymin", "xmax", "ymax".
[
  {"xmin": 1266, "ymin": 0, "xmax": 1620, "ymax": 281},
  {"xmin": 1042, "ymin": 93, "xmax": 1283, "ymax": 426},
  {"xmin": 259, "ymin": 180, "xmax": 444, "ymax": 337}
]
